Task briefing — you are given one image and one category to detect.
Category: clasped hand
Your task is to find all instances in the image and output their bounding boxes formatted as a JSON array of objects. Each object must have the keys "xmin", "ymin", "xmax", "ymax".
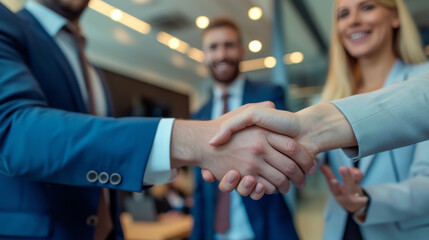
[{"xmin": 199, "ymin": 101, "xmax": 318, "ymax": 200}]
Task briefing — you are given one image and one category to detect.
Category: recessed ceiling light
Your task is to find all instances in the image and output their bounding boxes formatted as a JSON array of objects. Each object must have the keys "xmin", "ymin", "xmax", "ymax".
[
  {"xmin": 196, "ymin": 16, "xmax": 210, "ymax": 29},
  {"xmin": 249, "ymin": 40, "xmax": 262, "ymax": 53},
  {"xmin": 248, "ymin": 7, "xmax": 262, "ymax": 21},
  {"xmin": 264, "ymin": 56, "xmax": 276, "ymax": 68},
  {"xmin": 110, "ymin": 9, "xmax": 123, "ymax": 21}
]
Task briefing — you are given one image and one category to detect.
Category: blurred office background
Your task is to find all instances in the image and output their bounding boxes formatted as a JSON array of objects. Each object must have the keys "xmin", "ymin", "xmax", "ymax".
[{"xmin": 3, "ymin": 0, "xmax": 429, "ymax": 239}]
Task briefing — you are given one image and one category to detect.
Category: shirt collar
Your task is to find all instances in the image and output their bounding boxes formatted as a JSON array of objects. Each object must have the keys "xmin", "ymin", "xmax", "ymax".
[
  {"xmin": 213, "ymin": 75, "xmax": 246, "ymax": 99},
  {"xmin": 384, "ymin": 59, "xmax": 405, "ymax": 87},
  {"xmin": 25, "ymin": 0, "xmax": 68, "ymax": 37}
]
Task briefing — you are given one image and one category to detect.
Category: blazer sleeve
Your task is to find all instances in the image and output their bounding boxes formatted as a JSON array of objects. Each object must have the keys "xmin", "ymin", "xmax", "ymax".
[
  {"xmin": 359, "ymin": 140, "xmax": 429, "ymax": 225},
  {"xmin": 270, "ymin": 85, "xmax": 287, "ymax": 111},
  {"xmin": 0, "ymin": 6, "xmax": 159, "ymax": 192},
  {"xmin": 331, "ymin": 74, "xmax": 429, "ymax": 159}
]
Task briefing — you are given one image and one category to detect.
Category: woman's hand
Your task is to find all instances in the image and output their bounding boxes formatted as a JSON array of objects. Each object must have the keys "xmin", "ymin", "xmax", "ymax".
[{"xmin": 320, "ymin": 165, "xmax": 368, "ymax": 214}]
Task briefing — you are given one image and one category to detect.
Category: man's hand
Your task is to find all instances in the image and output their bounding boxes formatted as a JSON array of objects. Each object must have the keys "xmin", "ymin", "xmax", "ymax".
[
  {"xmin": 205, "ymin": 102, "xmax": 357, "ymax": 199},
  {"xmin": 170, "ymin": 102, "xmax": 313, "ymax": 195},
  {"xmin": 320, "ymin": 165, "xmax": 368, "ymax": 218}
]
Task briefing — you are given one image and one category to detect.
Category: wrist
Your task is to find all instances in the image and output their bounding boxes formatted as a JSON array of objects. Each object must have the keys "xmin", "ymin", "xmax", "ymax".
[
  {"xmin": 352, "ymin": 189, "xmax": 370, "ymax": 222},
  {"xmin": 298, "ymin": 103, "xmax": 357, "ymax": 153},
  {"xmin": 170, "ymin": 120, "xmax": 215, "ymax": 169}
]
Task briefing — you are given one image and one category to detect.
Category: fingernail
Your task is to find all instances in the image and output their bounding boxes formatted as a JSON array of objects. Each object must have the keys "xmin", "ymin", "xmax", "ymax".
[
  {"xmin": 243, "ymin": 178, "xmax": 253, "ymax": 189},
  {"xmin": 208, "ymin": 137, "xmax": 216, "ymax": 145},
  {"xmin": 227, "ymin": 172, "xmax": 237, "ymax": 184},
  {"xmin": 331, "ymin": 179, "xmax": 338, "ymax": 185},
  {"xmin": 255, "ymin": 184, "xmax": 264, "ymax": 194},
  {"xmin": 340, "ymin": 167, "xmax": 348, "ymax": 175}
]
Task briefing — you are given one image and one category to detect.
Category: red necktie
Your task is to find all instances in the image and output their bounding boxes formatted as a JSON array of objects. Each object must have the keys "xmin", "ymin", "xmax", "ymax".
[{"xmin": 214, "ymin": 92, "xmax": 230, "ymax": 234}]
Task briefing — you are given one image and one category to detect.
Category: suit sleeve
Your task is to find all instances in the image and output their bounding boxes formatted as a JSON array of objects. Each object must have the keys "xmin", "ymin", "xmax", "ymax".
[
  {"xmin": 190, "ymin": 167, "xmax": 205, "ymax": 240},
  {"xmin": 331, "ymin": 74, "xmax": 429, "ymax": 159},
  {"xmin": 0, "ymin": 6, "xmax": 159, "ymax": 192},
  {"xmin": 359, "ymin": 141, "xmax": 429, "ymax": 225},
  {"xmin": 270, "ymin": 85, "xmax": 287, "ymax": 111}
]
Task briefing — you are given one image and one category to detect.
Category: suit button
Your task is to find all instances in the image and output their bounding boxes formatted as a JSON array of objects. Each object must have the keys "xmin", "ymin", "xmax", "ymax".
[
  {"xmin": 98, "ymin": 172, "xmax": 109, "ymax": 184},
  {"xmin": 110, "ymin": 173, "xmax": 122, "ymax": 186},
  {"xmin": 86, "ymin": 215, "xmax": 99, "ymax": 227},
  {"xmin": 87, "ymin": 170, "xmax": 98, "ymax": 183}
]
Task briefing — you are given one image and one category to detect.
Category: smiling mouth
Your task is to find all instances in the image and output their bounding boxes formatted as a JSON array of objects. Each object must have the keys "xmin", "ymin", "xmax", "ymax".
[
  {"xmin": 349, "ymin": 32, "xmax": 369, "ymax": 40},
  {"xmin": 214, "ymin": 62, "xmax": 233, "ymax": 71}
]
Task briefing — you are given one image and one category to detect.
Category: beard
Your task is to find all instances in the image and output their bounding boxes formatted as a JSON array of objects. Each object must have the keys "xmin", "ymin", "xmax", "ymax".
[
  {"xmin": 40, "ymin": 0, "xmax": 89, "ymax": 21},
  {"xmin": 208, "ymin": 58, "xmax": 241, "ymax": 85}
]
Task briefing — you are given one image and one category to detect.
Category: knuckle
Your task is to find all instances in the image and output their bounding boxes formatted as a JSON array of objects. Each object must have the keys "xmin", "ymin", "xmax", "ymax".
[
  {"xmin": 245, "ymin": 160, "xmax": 260, "ymax": 174},
  {"xmin": 264, "ymin": 101, "xmax": 275, "ymax": 108},
  {"xmin": 274, "ymin": 174, "xmax": 288, "ymax": 187},
  {"xmin": 284, "ymin": 162, "xmax": 298, "ymax": 176},
  {"xmin": 250, "ymin": 143, "xmax": 266, "ymax": 155},
  {"xmin": 284, "ymin": 139, "xmax": 300, "ymax": 156}
]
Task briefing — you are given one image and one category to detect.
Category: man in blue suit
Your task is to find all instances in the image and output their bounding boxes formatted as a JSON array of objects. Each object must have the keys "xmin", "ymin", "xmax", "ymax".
[
  {"xmin": 191, "ymin": 18, "xmax": 299, "ymax": 240},
  {"xmin": 0, "ymin": 1, "xmax": 312, "ymax": 239}
]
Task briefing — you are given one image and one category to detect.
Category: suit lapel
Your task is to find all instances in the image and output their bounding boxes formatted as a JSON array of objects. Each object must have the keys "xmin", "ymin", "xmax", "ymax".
[
  {"xmin": 195, "ymin": 97, "xmax": 213, "ymax": 120},
  {"xmin": 18, "ymin": 9, "xmax": 87, "ymax": 113},
  {"xmin": 359, "ymin": 154, "xmax": 376, "ymax": 175},
  {"xmin": 242, "ymin": 79, "xmax": 253, "ymax": 105}
]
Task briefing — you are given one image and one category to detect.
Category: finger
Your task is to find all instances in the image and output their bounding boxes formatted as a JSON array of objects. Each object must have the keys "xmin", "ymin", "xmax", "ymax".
[
  {"xmin": 263, "ymin": 137, "xmax": 306, "ymax": 188},
  {"xmin": 201, "ymin": 169, "xmax": 216, "ymax": 182},
  {"xmin": 349, "ymin": 167, "xmax": 363, "ymax": 184},
  {"xmin": 266, "ymin": 132, "xmax": 315, "ymax": 178},
  {"xmin": 258, "ymin": 162, "xmax": 290, "ymax": 194},
  {"xmin": 255, "ymin": 176, "xmax": 278, "ymax": 194},
  {"xmin": 236, "ymin": 175, "xmax": 257, "ymax": 197},
  {"xmin": 339, "ymin": 166, "xmax": 356, "ymax": 194},
  {"xmin": 221, "ymin": 101, "xmax": 276, "ymax": 120},
  {"xmin": 250, "ymin": 183, "xmax": 265, "ymax": 200},
  {"xmin": 209, "ymin": 107, "xmax": 299, "ymax": 146},
  {"xmin": 218, "ymin": 170, "xmax": 241, "ymax": 193},
  {"xmin": 320, "ymin": 165, "xmax": 341, "ymax": 196}
]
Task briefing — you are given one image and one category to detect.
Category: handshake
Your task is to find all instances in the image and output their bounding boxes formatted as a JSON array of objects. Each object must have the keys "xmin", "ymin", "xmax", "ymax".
[{"xmin": 170, "ymin": 101, "xmax": 357, "ymax": 200}]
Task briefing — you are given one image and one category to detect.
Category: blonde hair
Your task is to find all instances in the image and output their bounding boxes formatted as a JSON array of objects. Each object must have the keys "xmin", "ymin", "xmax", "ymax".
[{"xmin": 321, "ymin": 0, "xmax": 426, "ymax": 102}]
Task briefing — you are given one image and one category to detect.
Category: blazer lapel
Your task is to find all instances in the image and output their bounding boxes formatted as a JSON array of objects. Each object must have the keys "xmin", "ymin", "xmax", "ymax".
[
  {"xmin": 242, "ymin": 79, "xmax": 254, "ymax": 105},
  {"xmin": 359, "ymin": 154, "xmax": 376, "ymax": 175},
  {"xmin": 18, "ymin": 9, "xmax": 87, "ymax": 113}
]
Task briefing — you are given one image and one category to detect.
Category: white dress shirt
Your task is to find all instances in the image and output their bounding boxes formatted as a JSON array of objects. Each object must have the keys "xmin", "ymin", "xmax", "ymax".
[{"xmin": 211, "ymin": 76, "xmax": 255, "ymax": 240}]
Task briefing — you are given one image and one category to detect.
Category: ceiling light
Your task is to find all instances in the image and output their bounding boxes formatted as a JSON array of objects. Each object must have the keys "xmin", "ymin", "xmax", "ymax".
[
  {"xmin": 248, "ymin": 40, "xmax": 262, "ymax": 53},
  {"xmin": 168, "ymin": 38, "xmax": 180, "ymax": 49},
  {"xmin": 289, "ymin": 52, "xmax": 304, "ymax": 64},
  {"xmin": 110, "ymin": 9, "xmax": 123, "ymax": 21},
  {"xmin": 188, "ymin": 48, "xmax": 205, "ymax": 63},
  {"xmin": 89, "ymin": 0, "xmax": 151, "ymax": 34},
  {"xmin": 196, "ymin": 16, "xmax": 210, "ymax": 29},
  {"xmin": 264, "ymin": 56, "xmax": 277, "ymax": 68},
  {"xmin": 248, "ymin": 7, "xmax": 263, "ymax": 21},
  {"xmin": 132, "ymin": 0, "xmax": 151, "ymax": 4}
]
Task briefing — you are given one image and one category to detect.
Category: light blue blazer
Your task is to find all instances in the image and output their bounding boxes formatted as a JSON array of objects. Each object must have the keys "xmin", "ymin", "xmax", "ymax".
[{"xmin": 324, "ymin": 60, "xmax": 429, "ymax": 240}]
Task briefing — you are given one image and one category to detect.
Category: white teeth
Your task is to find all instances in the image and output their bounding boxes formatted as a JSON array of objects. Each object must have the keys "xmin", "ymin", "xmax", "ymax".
[{"xmin": 349, "ymin": 32, "xmax": 367, "ymax": 40}]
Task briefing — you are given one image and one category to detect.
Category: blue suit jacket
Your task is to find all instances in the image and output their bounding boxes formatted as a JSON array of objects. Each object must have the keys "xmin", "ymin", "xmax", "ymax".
[
  {"xmin": 190, "ymin": 80, "xmax": 299, "ymax": 240},
  {"xmin": 0, "ymin": 5, "xmax": 160, "ymax": 239}
]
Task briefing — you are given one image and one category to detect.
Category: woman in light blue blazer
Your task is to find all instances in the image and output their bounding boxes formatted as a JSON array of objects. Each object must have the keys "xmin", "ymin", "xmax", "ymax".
[{"xmin": 319, "ymin": 0, "xmax": 429, "ymax": 239}]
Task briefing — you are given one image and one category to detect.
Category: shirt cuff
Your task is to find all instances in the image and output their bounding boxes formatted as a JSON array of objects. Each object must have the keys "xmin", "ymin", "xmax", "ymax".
[{"xmin": 143, "ymin": 118, "xmax": 178, "ymax": 185}]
